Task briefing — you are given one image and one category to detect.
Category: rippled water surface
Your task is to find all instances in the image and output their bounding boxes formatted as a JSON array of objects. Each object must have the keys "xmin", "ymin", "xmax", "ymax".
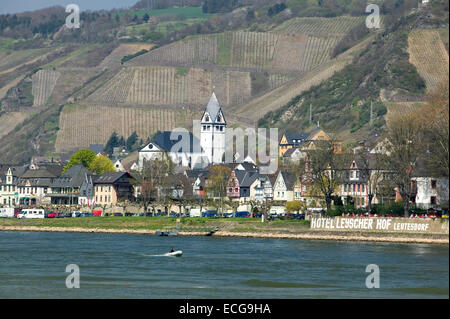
[{"xmin": 0, "ymin": 231, "xmax": 448, "ymax": 299}]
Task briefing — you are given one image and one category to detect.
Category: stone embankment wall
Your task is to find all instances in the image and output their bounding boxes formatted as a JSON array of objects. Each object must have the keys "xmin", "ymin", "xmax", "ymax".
[{"xmin": 311, "ymin": 217, "xmax": 449, "ymax": 235}]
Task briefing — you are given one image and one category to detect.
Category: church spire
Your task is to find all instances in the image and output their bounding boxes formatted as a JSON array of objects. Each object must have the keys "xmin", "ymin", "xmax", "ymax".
[{"xmin": 203, "ymin": 92, "xmax": 225, "ymax": 124}]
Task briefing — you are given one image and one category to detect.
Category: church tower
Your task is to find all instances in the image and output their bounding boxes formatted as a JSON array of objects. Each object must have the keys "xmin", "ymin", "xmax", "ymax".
[{"xmin": 200, "ymin": 93, "xmax": 227, "ymax": 165}]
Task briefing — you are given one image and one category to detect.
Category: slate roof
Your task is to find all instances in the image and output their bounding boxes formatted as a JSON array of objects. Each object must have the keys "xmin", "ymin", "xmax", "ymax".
[
  {"xmin": 235, "ymin": 171, "xmax": 260, "ymax": 188},
  {"xmin": 280, "ymin": 171, "xmax": 298, "ymax": 189},
  {"xmin": 94, "ymin": 172, "xmax": 133, "ymax": 184},
  {"xmin": 50, "ymin": 165, "xmax": 92, "ymax": 188},
  {"xmin": 203, "ymin": 93, "xmax": 225, "ymax": 124},
  {"xmin": 282, "ymin": 147, "xmax": 298, "ymax": 158},
  {"xmin": 282, "ymin": 132, "xmax": 310, "ymax": 145},
  {"xmin": 20, "ymin": 168, "xmax": 59, "ymax": 179},
  {"xmin": 153, "ymin": 131, "xmax": 203, "ymax": 154}
]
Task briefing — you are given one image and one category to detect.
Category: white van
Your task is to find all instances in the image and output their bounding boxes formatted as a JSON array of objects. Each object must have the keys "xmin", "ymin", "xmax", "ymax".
[
  {"xmin": 17, "ymin": 209, "xmax": 45, "ymax": 219},
  {"xmin": 0, "ymin": 208, "xmax": 15, "ymax": 218},
  {"xmin": 189, "ymin": 208, "xmax": 202, "ymax": 218}
]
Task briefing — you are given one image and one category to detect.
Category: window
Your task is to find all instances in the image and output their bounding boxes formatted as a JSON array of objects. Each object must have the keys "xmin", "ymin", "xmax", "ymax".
[
  {"xmin": 431, "ymin": 196, "xmax": 437, "ymax": 205},
  {"xmin": 431, "ymin": 180, "xmax": 437, "ymax": 189}
]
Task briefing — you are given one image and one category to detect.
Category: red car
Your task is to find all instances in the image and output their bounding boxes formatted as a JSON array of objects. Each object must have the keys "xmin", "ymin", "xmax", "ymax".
[{"xmin": 47, "ymin": 212, "xmax": 57, "ymax": 218}]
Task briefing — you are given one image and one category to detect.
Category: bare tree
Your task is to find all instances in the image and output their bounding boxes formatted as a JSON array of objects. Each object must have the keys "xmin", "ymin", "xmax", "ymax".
[
  {"xmin": 137, "ymin": 153, "xmax": 175, "ymax": 216},
  {"xmin": 383, "ymin": 112, "xmax": 427, "ymax": 217},
  {"xmin": 204, "ymin": 165, "xmax": 232, "ymax": 217},
  {"xmin": 304, "ymin": 138, "xmax": 350, "ymax": 215},
  {"xmin": 421, "ymin": 81, "xmax": 449, "ymax": 177}
]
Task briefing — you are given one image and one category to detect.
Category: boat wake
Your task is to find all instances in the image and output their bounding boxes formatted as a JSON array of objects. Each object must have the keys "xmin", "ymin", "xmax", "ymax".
[{"xmin": 142, "ymin": 251, "xmax": 183, "ymax": 258}]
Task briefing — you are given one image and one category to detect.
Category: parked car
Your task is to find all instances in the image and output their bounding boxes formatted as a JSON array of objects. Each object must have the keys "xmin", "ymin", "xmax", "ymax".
[
  {"xmin": 184, "ymin": 212, "xmax": 190, "ymax": 218},
  {"xmin": 47, "ymin": 212, "xmax": 58, "ymax": 218},
  {"xmin": 169, "ymin": 212, "xmax": 180, "ymax": 218},
  {"xmin": 0, "ymin": 208, "xmax": 15, "ymax": 218},
  {"xmin": 202, "ymin": 210, "xmax": 217, "ymax": 218},
  {"xmin": 72, "ymin": 211, "xmax": 82, "ymax": 218},
  {"xmin": 268, "ymin": 213, "xmax": 280, "ymax": 220},
  {"xmin": 92, "ymin": 210, "xmax": 102, "ymax": 217},
  {"xmin": 113, "ymin": 212, "xmax": 124, "ymax": 217},
  {"xmin": 80, "ymin": 212, "xmax": 95, "ymax": 217},
  {"xmin": 224, "ymin": 212, "xmax": 234, "ymax": 218},
  {"xmin": 235, "ymin": 211, "xmax": 250, "ymax": 218},
  {"xmin": 253, "ymin": 212, "xmax": 264, "ymax": 218}
]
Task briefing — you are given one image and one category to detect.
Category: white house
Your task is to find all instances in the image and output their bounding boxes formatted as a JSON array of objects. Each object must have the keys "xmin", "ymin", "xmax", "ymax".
[
  {"xmin": 273, "ymin": 171, "xmax": 296, "ymax": 202},
  {"xmin": 412, "ymin": 177, "xmax": 449, "ymax": 210},
  {"xmin": 0, "ymin": 167, "xmax": 24, "ymax": 207}
]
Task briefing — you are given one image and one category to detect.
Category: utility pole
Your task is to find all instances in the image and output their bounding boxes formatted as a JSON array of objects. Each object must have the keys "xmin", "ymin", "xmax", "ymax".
[{"xmin": 309, "ymin": 104, "xmax": 312, "ymax": 125}]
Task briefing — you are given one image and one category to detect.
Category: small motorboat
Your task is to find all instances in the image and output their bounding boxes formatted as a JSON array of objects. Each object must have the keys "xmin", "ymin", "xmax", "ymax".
[
  {"xmin": 164, "ymin": 250, "xmax": 183, "ymax": 257},
  {"xmin": 155, "ymin": 231, "xmax": 178, "ymax": 237}
]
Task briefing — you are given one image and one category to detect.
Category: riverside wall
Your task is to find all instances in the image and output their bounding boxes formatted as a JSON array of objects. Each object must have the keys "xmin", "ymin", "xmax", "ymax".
[{"xmin": 311, "ymin": 217, "xmax": 449, "ymax": 235}]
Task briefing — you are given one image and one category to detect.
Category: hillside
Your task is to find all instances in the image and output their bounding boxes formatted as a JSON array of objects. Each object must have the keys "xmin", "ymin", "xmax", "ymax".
[
  {"xmin": 0, "ymin": 1, "xmax": 448, "ymax": 164},
  {"xmin": 258, "ymin": 3, "xmax": 449, "ymax": 145}
]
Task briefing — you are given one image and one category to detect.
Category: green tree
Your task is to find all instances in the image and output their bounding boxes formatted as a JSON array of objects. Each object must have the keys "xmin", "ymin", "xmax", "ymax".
[
  {"xmin": 89, "ymin": 155, "xmax": 117, "ymax": 175},
  {"xmin": 286, "ymin": 201, "xmax": 306, "ymax": 213},
  {"xmin": 64, "ymin": 149, "xmax": 96, "ymax": 173},
  {"xmin": 126, "ymin": 131, "xmax": 139, "ymax": 152},
  {"xmin": 104, "ymin": 132, "xmax": 119, "ymax": 155}
]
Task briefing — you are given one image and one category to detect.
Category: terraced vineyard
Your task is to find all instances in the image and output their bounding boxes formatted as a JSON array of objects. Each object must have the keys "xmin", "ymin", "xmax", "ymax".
[
  {"xmin": 31, "ymin": 69, "xmax": 61, "ymax": 106},
  {"xmin": 129, "ymin": 31, "xmax": 339, "ymax": 73},
  {"xmin": 55, "ymin": 105, "xmax": 202, "ymax": 153},
  {"xmin": 130, "ymin": 35, "xmax": 218, "ymax": 67},
  {"xmin": 85, "ymin": 68, "xmax": 135, "ymax": 105},
  {"xmin": 85, "ymin": 66, "xmax": 252, "ymax": 107},
  {"xmin": 274, "ymin": 16, "xmax": 365, "ymax": 36},
  {"xmin": 408, "ymin": 29, "xmax": 449, "ymax": 90},
  {"xmin": 230, "ymin": 35, "xmax": 375, "ymax": 121}
]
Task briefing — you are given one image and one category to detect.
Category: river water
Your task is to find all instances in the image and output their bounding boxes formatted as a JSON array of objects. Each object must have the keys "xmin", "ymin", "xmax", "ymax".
[{"xmin": 0, "ymin": 231, "xmax": 448, "ymax": 299}]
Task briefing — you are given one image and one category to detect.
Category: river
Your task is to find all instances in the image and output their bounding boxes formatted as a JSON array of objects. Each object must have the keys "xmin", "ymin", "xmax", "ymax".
[{"xmin": 0, "ymin": 231, "xmax": 448, "ymax": 299}]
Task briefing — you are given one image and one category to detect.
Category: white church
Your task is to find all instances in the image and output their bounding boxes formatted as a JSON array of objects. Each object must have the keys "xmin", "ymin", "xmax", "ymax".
[{"xmin": 139, "ymin": 93, "xmax": 227, "ymax": 170}]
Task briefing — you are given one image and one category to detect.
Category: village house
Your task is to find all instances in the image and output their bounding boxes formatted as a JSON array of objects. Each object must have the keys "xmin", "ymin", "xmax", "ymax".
[
  {"xmin": 0, "ymin": 166, "xmax": 26, "ymax": 207},
  {"xmin": 278, "ymin": 126, "xmax": 334, "ymax": 158},
  {"xmin": 94, "ymin": 172, "xmax": 136, "ymax": 206},
  {"xmin": 16, "ymin": 166, "xmax": 63, "ymax": 206},
  {"xmin": 47, "ymin": 165, "xmax": 95, "ymax": 206},
  {"xmin": 341, "ymin": 157, "xmax": 371, "ymax": 208},
  {"xmin": 410, "ymin": 166, "xmax": 449, "ymax": 210},
  {"xmin": 273, "ymin": 171, "xmax": 297, "ymax": 202}
]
